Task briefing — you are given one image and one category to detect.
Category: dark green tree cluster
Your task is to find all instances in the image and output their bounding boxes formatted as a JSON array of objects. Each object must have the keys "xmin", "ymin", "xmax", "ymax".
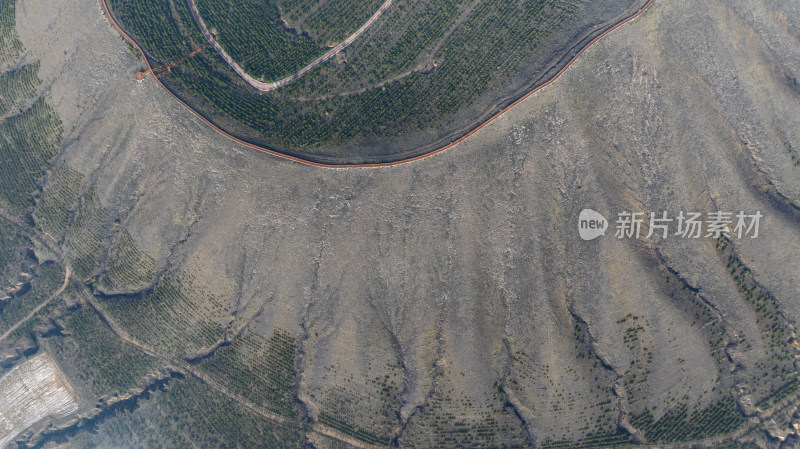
[{"xmin": 107, "ymin": 0, "xmax": 600, "ymax": 162}]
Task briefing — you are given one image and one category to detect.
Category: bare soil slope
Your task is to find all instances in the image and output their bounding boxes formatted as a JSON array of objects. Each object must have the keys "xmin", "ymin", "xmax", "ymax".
[{"xmin": 3, "ymin": 0, "xmax": 800, "ymax": 446}]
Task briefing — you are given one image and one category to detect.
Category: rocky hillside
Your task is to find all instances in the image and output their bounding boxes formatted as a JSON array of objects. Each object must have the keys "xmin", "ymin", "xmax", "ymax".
[{"xmin": 0, "ymin": 0, "xmax": 798, "ymax": 446}]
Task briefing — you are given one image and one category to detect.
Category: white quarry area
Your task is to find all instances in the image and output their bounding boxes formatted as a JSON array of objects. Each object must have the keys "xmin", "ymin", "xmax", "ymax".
[{"xmin": 0, "ymin": 353, "xmax": 78, "ymax": 447}]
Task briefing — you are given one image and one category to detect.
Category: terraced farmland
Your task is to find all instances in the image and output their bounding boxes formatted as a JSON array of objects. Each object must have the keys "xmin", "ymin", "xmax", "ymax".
[
  {"xmin": 0, "ymin": 98, "xmax": 63, "ymax": 213},
  {"xmin": 0, "ymin": 0, "xmax": 23, "ymax": 64},
  {"xmin": 45, "ymin": 305, "xmax": 161, "ymax": 396},
  {"xmin": 105, "ymin": 0, "xmax": 646, "ymax": 163},
  {"xmin": 198, "ymin": 328, "xmax": 298, "ymax": 418},
  {"xmin": 0, "ymin": 261, "xmax": 64, "ymax": 337},
  {"xmin": 101, "ymin": 265, "xmax": 232, "ymax": 357}
]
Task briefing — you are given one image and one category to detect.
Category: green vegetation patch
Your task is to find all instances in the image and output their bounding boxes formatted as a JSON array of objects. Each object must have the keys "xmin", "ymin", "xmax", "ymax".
[
  {"xmin": 103, "ymin": 270, "xmax": 228, "ymax": 357},
  {"xmin": 45, "ymin": 304, "xmax": 161, "ymax": 396},
  {"xmin": 0, "ymin": 0, "xmax": 23, "ymax": 64},
  {"xmin": 0, "ymin": 216, "xmax": 31, "ymax": 284},
  {"xmin": 541, "ymin": 431, "xmax": 632, "ymax": 449},
  {"xmin": 630, "ymin": 396, "xmax": 744, "ymax": 443},
  {"xmin": 292, "ymin": 0, "xmax": 385, "ymax": 45},
  {"xmin": 192, "ymin": 0, "xmax": 385, "ymax": 81},
  {"xmin": 195, "ymin": 0, "xmax": 320, "ymax": 81},
  {"xmin": 0, "ymin": 97, "xmax": 63, "ymax": 212},
  {"xmin": 64, "ymin": 191, "xmax": 109, "ymax": 281},
  {"xmin": 97, "ymin": 231, "xmax": 156, "ymax": 294},
  {"xmin": 55, "ymin": 377, "xmax": 304, "ymax": 448},
  {"xmin": 0, "ymin": 260, "xmax": 64, "ymax": 336},
  {"xmin": 33, "ymin": 165, "xmax": 83, "ymax": 238},
  {"xmin": 107, "ymin": 0, "xmax": 202, "ymax": 64},
  {"xmin": 0, "ymin": 17, "xmax": 64, "ymax": 215},
  {"xmin": 0, "ymin": 288, "xmax": 61, "ymax": 366},
  {"xmin": 108, "ymin": 0, "xmax": 639, "ymax": 162},
  {"xmin": 713, "ymin": 442, "xmax": 761, "ymax": 449},
  {"xmin": 0, "ymin": 62, "xmax": 39, "ymax": 116},
  {"xmin": 199, "ymin": 328, "xmax": 298, "ymax": 418},
  {"xmin": 319, "ymin": 411, "xmax": 392, "ymax": 447}
]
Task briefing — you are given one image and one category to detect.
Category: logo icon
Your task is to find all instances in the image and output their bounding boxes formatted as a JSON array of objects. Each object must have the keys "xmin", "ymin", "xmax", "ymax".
[{"xmin": 579, "ymin": 209, "xmax": 608, "ymax": 240}]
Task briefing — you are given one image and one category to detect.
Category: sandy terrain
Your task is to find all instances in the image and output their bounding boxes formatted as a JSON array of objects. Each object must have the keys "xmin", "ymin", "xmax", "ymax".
[{"xmin": 0, "ymin": 353, "xmax": 77, "ymax": 447}]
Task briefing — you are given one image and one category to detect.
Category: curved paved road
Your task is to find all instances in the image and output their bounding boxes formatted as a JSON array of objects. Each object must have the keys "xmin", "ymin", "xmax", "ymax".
[
  {"xmin": 102, "ymin": 0, "xmax": 653, "ymax": 168},
  {"xmin": 186, "ymin": 0, "xmax": 394, "ymax": 92}
]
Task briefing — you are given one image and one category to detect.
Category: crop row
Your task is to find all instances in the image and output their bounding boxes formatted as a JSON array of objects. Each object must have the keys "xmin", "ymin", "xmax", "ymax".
[
  {"xmin": 314, "ymin": 381, "xmax": 399, "ymax": 444},
  {"xmin": 44, "ymin": 375, "xmax": 303, "ymax": 448},
  {"xmin": 0, "ymin": 97, "xmax": 63, "ymax": 212},
  {"xmin": 755, "ymin": 377, "xmax": 799, "ymax": 410},
  {"xmin": 631, "ymin": 396, "xmax": 744, "ymax": 443},
  {"xmin": 310, "ymin": 362, "xmax": 403, "ymax": 445},
  {"xmin": 104, "ymin": 272, "xmax": 226, "ymax": 356},
  {"xmin": 64, "ymin": 191, "xmax": 108, "ymax": 281},
  {"xmin": 319, "ymin": 412, "xmax": 391, "ymax": 447},
  {"xmin": 541, "ymin": 431, "xmax": 631, "ymax": 449},
  {"xmin": 508, "ymin": 346, "xmax": 620, "ymax": 441},
  {"xmin": 107, "ymin": 0, "xmax": 199, "ymax": 64},
  {"xmin": 283, "ymin": 0, "xmax": 570, "ymax": 99},
  {"xmin": 193, "ymin": 0, "xmax": 383, "ymax": 81},
  {"xmin": 97, "ymin": 231, "xmax": 156, "ymax": 294},
  {"xmin": 33, "ymin": 165, "xmax": 83, "ymax": 238},
  {"xmin": 301, "ymin": 0, "xmax": 384, "ymax": 44},
  {"xmin": 195, "ymin": 0, "xmax": 322, "ymax": 81},
  {"xmin": 398, "ymin": 383, "xmax": 530, "ymax": 448},
  {"xmin": 275, "ymin": 0, "xmax": 467, "ymax": 98},
  {"xmin": 378, "ymin": 0, "xmax": 460, "ymax": 76},
  {"xmin": 46, "ymin": 305, "xmax": 159, "ymax": 396},
  {"xmin": 115, "ymin": 0, "xmax": 589, "ymax": 156},
  {"xmin": 107, "ymin": 378, "xmax": 304, "ymax": 448},
  {"xmin": 0, "ymin": 0, "xmax": 22, "ymax": 64},
  {"xmin": 199, "ymin": 329, "xmax": 298, "ymax": 418},
  {"xmin": 0, "ymin": 62, "xmax": 39, "ymax": 116}
]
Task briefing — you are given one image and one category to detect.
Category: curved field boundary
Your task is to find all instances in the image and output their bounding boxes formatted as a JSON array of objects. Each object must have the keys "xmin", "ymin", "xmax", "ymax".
[
  {"xmin": 187, "ymin": 0, "xmax": 394, "ymax": 91},
  {"xmin": 100, "ymin": 0, "xmax": 654, "ymax": 168}
]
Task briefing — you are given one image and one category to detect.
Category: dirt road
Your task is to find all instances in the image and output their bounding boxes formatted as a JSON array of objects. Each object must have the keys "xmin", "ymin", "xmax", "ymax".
[
  {"xmin": 186, "ymin": 0, "xmax": 393, "ymax": 92},
  {"xmin": 0, "ymin": 208, "xmax": 384, "ymax": 449},
  {"xmin": 0, "ymin": 265, "xmax": 70, "ymax": 344},
  {"xmin": 100, "ymin": 0, "xmax": 654, "ymax": 168}
]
